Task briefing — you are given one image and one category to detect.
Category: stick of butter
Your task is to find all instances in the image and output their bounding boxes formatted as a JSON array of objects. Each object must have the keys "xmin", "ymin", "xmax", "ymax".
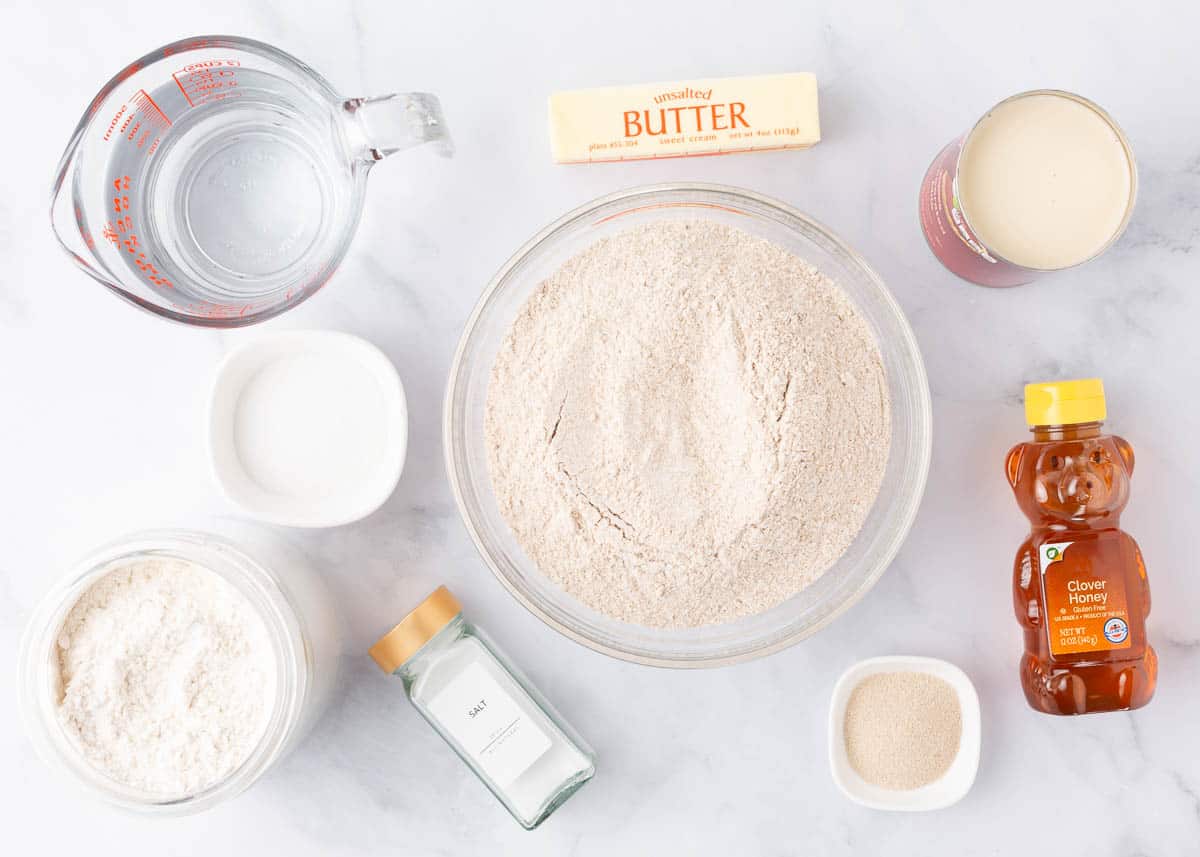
[{"xmin": 548, "ymin": 72, "xmax": 819, "ymax": 163}]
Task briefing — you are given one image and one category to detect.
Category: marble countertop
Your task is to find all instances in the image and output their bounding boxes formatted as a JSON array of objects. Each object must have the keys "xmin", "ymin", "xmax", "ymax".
[{"xmin": 3, "ymin": 1, "xmax": 1198, "ymax": 854}]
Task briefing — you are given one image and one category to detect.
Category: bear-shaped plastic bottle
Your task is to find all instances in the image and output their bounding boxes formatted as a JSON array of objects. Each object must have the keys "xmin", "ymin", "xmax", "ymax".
[{"xmin": 1006, "ymin": 379, "xmax": 1156, "ymax": 715}]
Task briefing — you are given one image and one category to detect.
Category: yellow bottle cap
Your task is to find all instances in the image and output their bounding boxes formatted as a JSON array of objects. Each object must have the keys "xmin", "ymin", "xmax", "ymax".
[
  {"xmin": 368, "ymin": 586, "xmax": 462, "ymax": 674},
  {"xmin": 1024, "ymin": 378, "xmax": 1106, "ymax": 426}
]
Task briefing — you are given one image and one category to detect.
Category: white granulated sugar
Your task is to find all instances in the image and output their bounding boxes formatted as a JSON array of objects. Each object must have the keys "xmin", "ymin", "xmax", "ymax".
[
  {"xmin": 55, "ymin": 558, "xmax": 276, "ymax": 796},
  {"xmin": 485, "ymin": 220, "xmax": 890, "ymax": 628}
]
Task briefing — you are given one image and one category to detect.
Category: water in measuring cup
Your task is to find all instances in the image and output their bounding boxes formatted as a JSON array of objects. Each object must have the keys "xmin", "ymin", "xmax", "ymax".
[{"xmin": 103, "ymin": 70, "xmax": 354, "ymax": 307}]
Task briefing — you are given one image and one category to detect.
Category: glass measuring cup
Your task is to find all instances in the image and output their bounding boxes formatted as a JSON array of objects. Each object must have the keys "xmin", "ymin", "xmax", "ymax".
[{"xmin": 51, "ymin": 35, "xmax": 451, "ymax": 326}]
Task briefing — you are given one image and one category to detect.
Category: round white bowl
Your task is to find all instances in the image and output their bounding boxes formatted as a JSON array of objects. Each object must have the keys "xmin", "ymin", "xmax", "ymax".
[{"xmin": 445, "ymin": 183, "xmax": 932, "ymax": 667}]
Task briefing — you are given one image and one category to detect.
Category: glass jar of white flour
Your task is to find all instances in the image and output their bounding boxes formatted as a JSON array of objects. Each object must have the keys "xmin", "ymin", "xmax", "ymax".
[
  {"xmin": 18, "ymin": 529, "xmax": 340, "ymax": 815},
  {"xmin": 369, "ymin": 586, "xmax": 595, "ymax": 828}
]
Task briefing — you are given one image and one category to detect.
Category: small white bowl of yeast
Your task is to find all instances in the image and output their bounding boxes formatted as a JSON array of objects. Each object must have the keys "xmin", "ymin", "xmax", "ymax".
[{"xmin": 829, "ymin": 655, "xmax": 980, "ymax": 811}]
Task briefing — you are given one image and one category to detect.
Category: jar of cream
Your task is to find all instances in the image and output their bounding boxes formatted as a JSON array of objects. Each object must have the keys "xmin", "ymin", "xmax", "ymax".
[{"xmin": 369, "ymin": 587, "xmax": 594, "ymax": 828}]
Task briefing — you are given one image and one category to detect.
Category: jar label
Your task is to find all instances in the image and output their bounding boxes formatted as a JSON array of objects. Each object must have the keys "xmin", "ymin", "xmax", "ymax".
[
  {"xmin": 427, "ymin": 662, "xmax": 552, "ymax": 786},
  {"xmin": 1039, "ymin": 535, "xmax": 1133, "ymax": 657}
]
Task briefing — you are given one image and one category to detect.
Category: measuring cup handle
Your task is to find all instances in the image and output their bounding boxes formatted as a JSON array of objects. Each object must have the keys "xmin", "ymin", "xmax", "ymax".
[{"xmin": 345, "ymin": 93, "xmax": 453, "ymax": 161}]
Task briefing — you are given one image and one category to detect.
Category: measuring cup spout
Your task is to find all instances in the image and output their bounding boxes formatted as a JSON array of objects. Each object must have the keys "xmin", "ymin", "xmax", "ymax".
[
  {"xmin": 49, "ymin": 141, "xmax": 120, "ymax": 291},
  {"xmin": 344, "ymin": 93, "xmax": 453, "ymax": 162}
]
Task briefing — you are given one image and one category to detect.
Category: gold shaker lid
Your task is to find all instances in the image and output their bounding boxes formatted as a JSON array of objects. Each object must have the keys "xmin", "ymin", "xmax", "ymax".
[{"xmin": 369, "ymin": 586, "xmax": 462, "ymax": 673}]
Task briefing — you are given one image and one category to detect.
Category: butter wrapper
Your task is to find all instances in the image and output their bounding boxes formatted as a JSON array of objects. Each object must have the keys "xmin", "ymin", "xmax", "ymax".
[{"xmin": 548, "ymin": 72, "xmax": 819, "ymax": 163}]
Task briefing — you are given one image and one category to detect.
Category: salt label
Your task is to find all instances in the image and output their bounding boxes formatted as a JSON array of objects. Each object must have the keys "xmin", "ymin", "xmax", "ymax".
[{"xmin": 427, "ymin": 662, "xmax": 552, "ymax": 785}]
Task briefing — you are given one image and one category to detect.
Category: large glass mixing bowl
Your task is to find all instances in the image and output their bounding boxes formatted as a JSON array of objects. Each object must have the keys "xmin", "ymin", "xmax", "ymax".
[{"xmin": 445, "ymin": 184, "xmax": 931, "ymax": 667}]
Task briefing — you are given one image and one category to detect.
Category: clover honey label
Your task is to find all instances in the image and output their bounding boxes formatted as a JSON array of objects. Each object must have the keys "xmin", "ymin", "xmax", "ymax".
[{"xmin": 1040, "ymin": 534, "xmax": 1132, "ymax": 657}]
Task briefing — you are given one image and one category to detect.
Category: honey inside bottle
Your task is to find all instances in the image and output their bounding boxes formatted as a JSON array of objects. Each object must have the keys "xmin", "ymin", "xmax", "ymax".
[{"xmin": 1006, "ymin": 379, "xmax": 1156, "ymax": 715}]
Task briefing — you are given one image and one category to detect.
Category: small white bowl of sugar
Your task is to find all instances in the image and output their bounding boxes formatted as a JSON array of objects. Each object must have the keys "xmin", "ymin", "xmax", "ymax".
[
  {"xmin": 208, "ymin": 330, "xmax": 408, "ymax": 528},
  {"xmin": 828, "ymin": 655, "xmax": 980, "ymax": 811}
]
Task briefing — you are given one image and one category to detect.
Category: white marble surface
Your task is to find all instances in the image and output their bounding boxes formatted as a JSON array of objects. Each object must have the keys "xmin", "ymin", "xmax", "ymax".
[{"xmin": 3, "ymin": 1, "xmax": 1199, "ymax": 854}]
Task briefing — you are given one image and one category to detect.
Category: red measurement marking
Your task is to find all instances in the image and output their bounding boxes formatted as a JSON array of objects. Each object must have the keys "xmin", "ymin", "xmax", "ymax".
[
  {"xmin": 172, "ymin": 72, "xmax": 191, "ymax": 107},
  {"xmin": 102, "ymin": 104, "xmax": 126, "ymax": 142},
  {"xmin": 104, "ymin": 91, "xmax": 170, "ymax": 154},
  {"xmin": 102, "ymin": 174, "xmax": 172, "ymax": 289},
  {"xmin": 130, "ymin": 89, "xmax": 172, "ymax": 130},
  {"xmin": 172, "ymin": 59, "xmax": 242, "ymax": 107},
  {"xmin": 188, "ymin": 301, "xmax": 246, "ymax": 319},
  {"xmin": 162, "ymin": 38, "xmax": 215, "ymax": 59}
]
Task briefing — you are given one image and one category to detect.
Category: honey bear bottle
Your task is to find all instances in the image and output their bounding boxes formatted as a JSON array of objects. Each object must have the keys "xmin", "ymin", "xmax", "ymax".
[{"xmin": 1006, "ymin": 379, "xmax": 1156, "ymax": 715}]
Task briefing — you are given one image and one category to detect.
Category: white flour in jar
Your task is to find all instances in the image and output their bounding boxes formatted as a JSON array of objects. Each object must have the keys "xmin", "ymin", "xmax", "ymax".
[
  {"xmin": 485, "ymin": 220, "xmax": 890, "ymax": 628},
  {"xmin": 55, "ymin": 557, "xmax": 276, "ymax": 796}
]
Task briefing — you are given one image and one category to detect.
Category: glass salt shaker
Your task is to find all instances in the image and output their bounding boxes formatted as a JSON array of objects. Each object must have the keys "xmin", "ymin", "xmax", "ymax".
[{"xmin": 369, "ymin": 586, "xmax": 595, "ymax": 829}]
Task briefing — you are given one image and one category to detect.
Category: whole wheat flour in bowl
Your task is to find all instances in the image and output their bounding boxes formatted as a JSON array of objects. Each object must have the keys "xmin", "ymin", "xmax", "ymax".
[{"xmin": 485, "ymin": 220, "xmax": 890, "ymax": 629}]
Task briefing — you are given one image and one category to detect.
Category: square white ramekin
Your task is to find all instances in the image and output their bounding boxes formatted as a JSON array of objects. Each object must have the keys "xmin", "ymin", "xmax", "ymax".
[{"xmin": 829, "ymin": 655, "xmax": 981, "ymax": 811}]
